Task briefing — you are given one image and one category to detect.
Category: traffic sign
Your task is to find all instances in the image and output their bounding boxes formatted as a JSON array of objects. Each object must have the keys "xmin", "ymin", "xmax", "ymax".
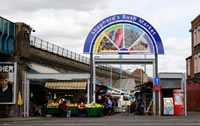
[{"xmin": 154, "ymin": 78, "xmax": 160, "ymax": 86}]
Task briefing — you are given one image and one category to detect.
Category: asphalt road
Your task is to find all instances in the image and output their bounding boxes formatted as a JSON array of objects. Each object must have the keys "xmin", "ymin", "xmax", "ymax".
[
  {"xmin": 1, "ymin": 112, "xmax": 200, "ymax": 126},
  {"xmin": 1, "ymin": 121, "xmax": 200, "ymax": 126}
]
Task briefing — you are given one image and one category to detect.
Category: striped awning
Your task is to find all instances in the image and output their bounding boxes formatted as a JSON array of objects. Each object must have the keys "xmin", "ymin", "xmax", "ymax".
[{"xmin": 45, "ymin": 81, "xmax": 87, "ymax": 90}]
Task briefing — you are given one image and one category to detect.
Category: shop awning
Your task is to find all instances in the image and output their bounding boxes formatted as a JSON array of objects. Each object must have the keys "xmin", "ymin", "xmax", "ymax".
[
  {"xmin": 45, "ymin": 81, "xmax": 87, "ymax": 90},
  {"xmin": 107, "ymin": 86, "xmax": 121, "ymax": 95}
]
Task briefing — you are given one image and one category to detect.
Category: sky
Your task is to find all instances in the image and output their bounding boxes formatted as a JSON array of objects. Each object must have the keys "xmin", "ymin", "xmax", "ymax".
[{"xmin": 1, "ymin": 0, "xmax": 200, "ymax": 76}]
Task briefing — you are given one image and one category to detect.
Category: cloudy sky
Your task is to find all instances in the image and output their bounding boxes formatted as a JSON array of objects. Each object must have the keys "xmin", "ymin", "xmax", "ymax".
[{"xmin": 1, "ymin": 0, "xmax": 200, "ymax": 76}]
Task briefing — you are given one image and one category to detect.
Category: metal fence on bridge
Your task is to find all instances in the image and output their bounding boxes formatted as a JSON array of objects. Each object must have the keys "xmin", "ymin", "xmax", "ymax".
[{"xmin": 29, "ymin": 35, "xmax": 126, "ymax": 75}]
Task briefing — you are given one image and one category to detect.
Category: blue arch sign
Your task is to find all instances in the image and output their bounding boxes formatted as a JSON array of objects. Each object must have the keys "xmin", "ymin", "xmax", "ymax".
[{"xmin": 83, "ymin": 14, "xmax": 164, "ymax": 55}]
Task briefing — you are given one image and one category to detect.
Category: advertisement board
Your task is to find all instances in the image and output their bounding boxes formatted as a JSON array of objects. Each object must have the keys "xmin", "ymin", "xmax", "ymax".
[
  {"xmin": 163, "ymin": 98, "xmax": 174, "ymax": 115},
  {"xmin": 0, "ymin": 62, "xmax": 17, "ymax": 104},
  {"xmin": 93, "ymin": 23, "xmax": 155, "ymax": 54}
]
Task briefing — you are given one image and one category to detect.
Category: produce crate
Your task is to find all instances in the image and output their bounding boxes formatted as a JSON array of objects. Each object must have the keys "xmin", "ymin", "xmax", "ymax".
[
  {"xmin": 96, "ymin": 107, "xmax": 103, "ymax": 117},
  {"xmin": 86, "ymin": 107, "xmax": 103, "ymax": 117},
  {"xmin": 47, "ymin": 107, "xmax": 60, "ymax": 115},
  {"xmin": 68, "ymin": 107, "xmax": 78, "ymax": 116}
]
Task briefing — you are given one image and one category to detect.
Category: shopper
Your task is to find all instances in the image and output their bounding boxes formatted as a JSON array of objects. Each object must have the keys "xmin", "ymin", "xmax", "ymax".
[
  {"xmin": 103, "ymin": 95, "xmax": 108, "ymax": 115},
  {"xmin": 58, "ymin": 100, "xmax": 68, "ymax": 117},
  {"xmin": 78, "ymin": 103, "xmax": 85, "ymax": 117},
  {"xmin": 107, "ymin": 97, "xmax": 112, "ymax": 116},
  {"xmin": 135, "ymin": 92, "xmax": 144, "ymax": 115}
]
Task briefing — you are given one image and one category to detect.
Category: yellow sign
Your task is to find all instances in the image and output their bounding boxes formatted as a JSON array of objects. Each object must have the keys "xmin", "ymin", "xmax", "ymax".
[{"xmin": 17, "ymin": 91, "xmax": 23, "ymax": 105}]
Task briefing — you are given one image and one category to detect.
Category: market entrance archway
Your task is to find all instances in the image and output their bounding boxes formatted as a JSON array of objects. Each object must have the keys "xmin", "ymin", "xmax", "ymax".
[
  {"xmin": 83, "ymin": 14, "xmax": 164, "ymax": 116},
  {"xmin": 94, "ymin": 57, "xmax": 157, "ymax": 114}
]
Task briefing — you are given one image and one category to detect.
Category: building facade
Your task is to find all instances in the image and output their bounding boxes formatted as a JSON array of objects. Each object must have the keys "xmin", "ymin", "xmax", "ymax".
[{"xmin": 186, "ymin": 15, "xmax": 200, "ymax": 111}]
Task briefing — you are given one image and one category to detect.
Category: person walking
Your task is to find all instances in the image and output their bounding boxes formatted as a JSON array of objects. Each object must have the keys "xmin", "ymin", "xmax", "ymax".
[
  {"xmin": 58, "ymin": 99, "xmax": 68, "ymax": 117},
  {"xmin": 107, "ymin": 97, "xmax": 112, "ymax": 116}
]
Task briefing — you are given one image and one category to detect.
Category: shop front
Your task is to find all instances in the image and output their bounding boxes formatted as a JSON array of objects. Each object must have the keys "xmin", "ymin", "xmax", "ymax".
[
  {"xmin": 23, "ymin": 73, "xmax": 90, "ymax": 118},
  {"xmin": 159, "ymin": 73, "xmax": 186, "ymax": 116}
]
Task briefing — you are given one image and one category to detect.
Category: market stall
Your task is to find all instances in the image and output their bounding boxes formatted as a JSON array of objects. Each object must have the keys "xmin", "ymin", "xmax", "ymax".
[{"xmin": 45, "ymin": 80, "xmax": 87, "ymax": 117}]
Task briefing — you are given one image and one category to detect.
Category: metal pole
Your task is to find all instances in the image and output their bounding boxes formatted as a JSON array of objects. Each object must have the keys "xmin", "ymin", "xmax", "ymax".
[
  {"xmin": 153, "ymin": 60, "xmax": 156, "ymax": 116},
  {"xmin": 90, "ymin": 54, "xmax": 93, "ymax": 103},
  {"xmin": 110, "ymin": 66, "xmax": 112, "ymax": 87},
  {"xmin": 27, "ymin": 80, "xmax": 30, "ymax": 118},
  {"xmin": 144, "ymin": 55, "xmax": 146, "ymax": 75},
  {"xmin": 158, "ymin": 88, "xmax": 161, "ymax": 116},
  {"xmin": 140, "ymin": 66, "xmax": 143, "ymax": 84},
  {"xmin": 14, "ymin": 63, "xmax": 17, "ymax": 104},
  {"xmin": 120, "ymin": 55, "xmax": 122, "ymax": 80},
  {"xmin": 87, "ymin": 79, "xmax": 90, "ymax": 103},
  {"xmin": 155, "ymin": 54, "xmax": 160, "ymax": 116},
  {"xmin": 93, "ymin": 58, "xmax": 96, "ymax": 103},
  {"xmin": 142, "ymin": 64, "xmax": 147, "ymax": 114},
  {"xmin": 23, "ymin": 73, "xmax": 27, "ymax": 118},
  {"xmin": 184, "ymin": 73, "xmax": 187, "ymax": 116}
]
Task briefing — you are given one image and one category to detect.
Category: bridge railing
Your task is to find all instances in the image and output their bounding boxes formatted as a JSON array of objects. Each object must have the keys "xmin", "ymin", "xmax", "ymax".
[
  {"xmin": 30, "ymin": 35, "xmax": 91, "ymax": 64},
  {"xmin": 30, "ymin": 35, "xmax": 127, "ymax": 75}
]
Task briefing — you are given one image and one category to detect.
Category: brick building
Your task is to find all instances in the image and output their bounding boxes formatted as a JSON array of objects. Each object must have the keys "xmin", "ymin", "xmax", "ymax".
[{"xmin": 186, "ymin": 15, "xmax": 200, "ymax": 111}]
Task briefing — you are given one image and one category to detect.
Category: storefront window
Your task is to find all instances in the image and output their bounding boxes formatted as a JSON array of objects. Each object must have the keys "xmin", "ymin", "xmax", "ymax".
[
  {"xmin": 198, "ymin": 26, "xmax": 200, "ymax": 45},
  {"xmin": 193, "ymin": 30, "xmax": 197, "ymax": 47},
  {"xmin": 197, "ymin": 28, "xmax": 199, "ymax": 45},
  {"xmin": 194, "ymin": 55, "xmax": 198, "ymax": 74}
]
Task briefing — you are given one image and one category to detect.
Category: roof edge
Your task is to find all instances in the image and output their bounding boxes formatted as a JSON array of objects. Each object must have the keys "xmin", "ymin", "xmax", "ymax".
[{"xmin": 191, "ymin": 15, "xmax": 200, "ymax": 23}]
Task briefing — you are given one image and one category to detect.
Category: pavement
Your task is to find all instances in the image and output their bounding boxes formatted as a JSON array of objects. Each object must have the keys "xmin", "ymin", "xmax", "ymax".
[{"xmin": 0, "ymin": 111, "xmax": 200, "ymax": 123}]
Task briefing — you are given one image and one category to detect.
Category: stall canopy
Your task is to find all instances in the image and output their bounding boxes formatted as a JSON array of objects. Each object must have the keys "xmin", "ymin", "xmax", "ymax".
[
  {"xmin": 107, "ymin": 87, "xmax": 121, "ymax": 95},
  {"xmin": 27, "ymin": 63, "xmax": 60, "ymax": 86},
  {"xmin": 45, "ymin": 80, "xmax": 87, "ymax": 90},
  {"xmin": 114, "ymin": 79, "xmax": 136, "ymax": 91},
  {"xmin": 28, "ymin": 63, "xmax": 60, "ymax": 73}
]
